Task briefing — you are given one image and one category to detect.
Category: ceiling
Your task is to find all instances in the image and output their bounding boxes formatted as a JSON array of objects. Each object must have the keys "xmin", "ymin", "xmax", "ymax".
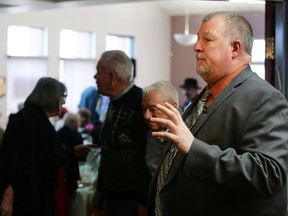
[{"xmin": 0, "ymin": 0, "xmax": 266, "ymax": 15}]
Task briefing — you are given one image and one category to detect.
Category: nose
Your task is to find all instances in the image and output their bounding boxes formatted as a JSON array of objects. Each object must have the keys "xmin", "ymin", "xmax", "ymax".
[
  {"xmin": 61, "ymin": 94, "xmax": 67, "ymax": 105},
  {"xmin": 93, "ymin": 74, "xmax": 97, "ymax": 79},
  {"xmin": 143, "ymin": 109, "xmax": 152, "ymax": 121},
  {"xmin": 193, "ymin": 40, "xmax": 201, "ymax": 52}
]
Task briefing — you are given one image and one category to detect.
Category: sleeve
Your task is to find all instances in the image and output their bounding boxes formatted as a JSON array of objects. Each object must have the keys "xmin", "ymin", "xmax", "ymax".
[{"xmin": 0, "ymin": 118, "xmax": 29, "ymax": 194}]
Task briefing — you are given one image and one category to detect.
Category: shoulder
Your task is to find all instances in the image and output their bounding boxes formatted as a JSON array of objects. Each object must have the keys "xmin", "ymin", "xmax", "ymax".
[
  {"xmin": 130, "ymin": 85, "xmax": 143, "ymax": 96},
  {"xmin": 231, "ymin": 66, "xmax": 280, "ymax": 97},
  {"xmin": 119, "ymin": 84, "xmax": 143, "ymax": 103}
]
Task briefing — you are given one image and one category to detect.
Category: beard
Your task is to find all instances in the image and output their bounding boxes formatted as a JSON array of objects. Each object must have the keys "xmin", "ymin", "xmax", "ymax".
[
  {"xmin": 196, "ymin": 54, "xmax": 212, "ymax": 80},
  {"xmin": 196, "ymin": 64, "xmax": 211, "ymax": 80}
]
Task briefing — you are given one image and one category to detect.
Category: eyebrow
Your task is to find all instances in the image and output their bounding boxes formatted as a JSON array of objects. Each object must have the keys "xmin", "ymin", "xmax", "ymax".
[{"xmin": 203, "ymin": 31, "xmax": 214, "ymax": 37}]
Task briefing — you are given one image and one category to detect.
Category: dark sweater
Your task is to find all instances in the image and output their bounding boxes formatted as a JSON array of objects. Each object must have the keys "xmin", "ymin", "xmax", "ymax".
[{"xmin": 97, "ymin": 85, "xmax": 150, "ymax": 203}]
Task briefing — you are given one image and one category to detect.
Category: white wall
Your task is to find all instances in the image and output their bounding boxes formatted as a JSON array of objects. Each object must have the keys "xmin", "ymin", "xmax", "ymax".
[{"xmin": 0, "ymin": 2, "xmax": 171, "ymax": 127}]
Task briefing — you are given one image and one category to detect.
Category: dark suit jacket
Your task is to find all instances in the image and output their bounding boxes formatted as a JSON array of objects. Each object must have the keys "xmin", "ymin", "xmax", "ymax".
[{"xmin": 148, "ymin": 66, "xmax": 288, "ymax": 216}]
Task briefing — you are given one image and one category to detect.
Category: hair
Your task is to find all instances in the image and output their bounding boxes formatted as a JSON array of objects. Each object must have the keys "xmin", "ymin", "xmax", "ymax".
[
  {"xmin": 143, "ymin": 80, "xmax": 179, "ymax": 106},
  {"xmin": 78, "ymin": 108, "xmax": 91, "ymax": 121},
  {"xmin": 203, "ymin": 11, "xmax": 254, "ymax": 56},
  {"xmin": 63, "ymin": 112, "xmax": 78, "ymax": 128},
  {"xmin": 24, "ymin": 77, "xmax": 67, "ymax": 113},
  {"xmin": 98, "ymin": 50, "xmax": 134, "ymax": 82}
]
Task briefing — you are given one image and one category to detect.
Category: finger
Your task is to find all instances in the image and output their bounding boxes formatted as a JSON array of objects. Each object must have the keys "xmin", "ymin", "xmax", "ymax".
[
  {"xmin": 150, "ymin": 111, "xmax": 184, "ymax": 133},
  {"xmin": 150, "ymin": 117, "xmax": 174, "ymax": 132},
  {"xmin": 152, "ymin": 130, "xmax": 176, "ymax": 141},
  {"xmin": 156, "ymin": 103, "xmax": 182, "ymax": 123},
  {"xmin": 156, "ymin": 103, "xmax": 180, "ymax": 116},
  {"xmin": 164, "ymin": 102, "xmax": 181, "ymax": 113}
]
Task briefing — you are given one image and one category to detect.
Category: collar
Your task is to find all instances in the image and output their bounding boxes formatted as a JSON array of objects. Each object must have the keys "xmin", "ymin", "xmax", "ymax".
[
  {"xmin": 110, "ymin": 81, "xmax": 134, "ymax": 101},
  {"xmin": 206, "ymin": 64, "xmax": 248, "ymax": 106}
]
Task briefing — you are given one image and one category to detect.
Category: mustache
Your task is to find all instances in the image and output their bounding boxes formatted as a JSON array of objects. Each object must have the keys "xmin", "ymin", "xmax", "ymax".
[{"xmin": 196, "ymin": 53, "xmax": 206, "ymax": 60}]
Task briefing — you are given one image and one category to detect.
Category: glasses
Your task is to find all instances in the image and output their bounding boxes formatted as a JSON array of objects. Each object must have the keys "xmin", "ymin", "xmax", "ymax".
[{"xmin": 61, "ymin": 94, "xmax": 67, "ymax": 104}]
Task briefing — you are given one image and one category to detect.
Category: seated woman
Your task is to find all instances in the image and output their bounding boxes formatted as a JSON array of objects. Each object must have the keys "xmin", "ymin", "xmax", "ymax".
[
  {"xmin": 78, "ymin": 108, "xmax": 102, "ymax": 146},
  {"xmin": 57, "ymin": 112, "xmax": 84, "ymax": 194}
]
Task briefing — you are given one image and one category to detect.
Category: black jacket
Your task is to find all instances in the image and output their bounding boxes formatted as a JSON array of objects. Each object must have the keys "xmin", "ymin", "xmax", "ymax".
[{"xmin": 0, "ymin": 104, "xmax": 65, "ymax": 216}]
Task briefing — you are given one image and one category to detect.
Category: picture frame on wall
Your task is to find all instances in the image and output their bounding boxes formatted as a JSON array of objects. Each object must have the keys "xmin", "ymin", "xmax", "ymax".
[{"xmin": 0, "ymin": 77, "xmax": 6, "ymax": 97}]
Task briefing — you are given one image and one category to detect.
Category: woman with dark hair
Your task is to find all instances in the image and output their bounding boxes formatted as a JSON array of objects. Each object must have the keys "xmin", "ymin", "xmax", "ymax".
[{"xmin": 0, "ymin": 77, "xmax": 90, "ymax": 216}]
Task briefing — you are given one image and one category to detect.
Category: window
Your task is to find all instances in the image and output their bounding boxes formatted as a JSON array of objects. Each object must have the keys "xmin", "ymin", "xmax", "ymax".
[
  {"xmin": 251, "ymin": 39, "xmax": 265, "ymax": 80},
  {"xmin": 7, "ymin": 25, "xmax": 47, "ymax": 115},
  {"xmin": 106, "ymin": 34, "xmax": 135, "ymax": 77},
  {"xmin": 59, "ymin": 29, "xmax": 96, "ymax": 113},
  {"xmin": 7, "ymin": 25, "xmax": 47, "ymax": 57},
  {"xmin": 60, "ymin": 29, "xmax": 95, "ymax": 59},
  {"xmin": 106, "ymin": 34, "xmax": 135, "ymax": 58}
]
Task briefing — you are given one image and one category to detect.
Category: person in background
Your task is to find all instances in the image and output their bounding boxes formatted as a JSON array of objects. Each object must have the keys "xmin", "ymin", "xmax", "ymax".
[
  {"xmin": 97, "ymin": 95, "xmax": 110, "ymax": 123},
  {"xmin": 88, "ymin": 116, "xmax": 103, "ymax": 147},
  {"xmin": 0, "ymin": 77, "xmax": 90, "ymax": 216},
  {"xmin": 77, "ymin": 108, "xmax": 102, "ymax": 145},
  {"xmin": 142, "ymin": 81, "xmax": 179, "ymax": 177},
  {"xmin": 57, "ymin": 113, "xmax": 84, "ymax": 193},
  {"xmin": 78, "ymin": 108, "xmax": 92, "ymax": 128},
  {"xmin": 77, "ymin": 108, "xmax": 92, "ymax": 142},
  {"xmin": 56, "ymin": 112, "xmax": 92, "ymax": 215},
  {"xmin": 148, "ymin": 12, "xmax": 288, "ymax": 216},
  {"xmin": 179, "ymin": 77, "xmax": 201, "ymax": 111},
  {"xmin": 78, "ymin": 86, "xmax": 100, "ymax": 123},
  {"xmin": 94, "ymin": 50, "xmax": 150, "ymax": 216}
]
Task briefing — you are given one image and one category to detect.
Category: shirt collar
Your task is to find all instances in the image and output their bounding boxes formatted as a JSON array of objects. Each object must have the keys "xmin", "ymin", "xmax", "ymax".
[
  {"xmin": 206, "ymin": 64, "xmax": 248, "ymax": 106},
  {"xmin": 110, "ymin": 81, "xmax": 134, "ymax": 101}
]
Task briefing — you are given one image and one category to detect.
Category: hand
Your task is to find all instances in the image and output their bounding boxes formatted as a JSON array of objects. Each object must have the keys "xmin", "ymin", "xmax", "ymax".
[
  {"xmin": 150, "ymin": 103, "xmax": 194, "ymax": 154},
  {"xmin": 0, "ymin": 185, "xmax": 14, "ymax": 216},
  {"xmin": 138, "ymin": 204, "xmax": 147, "ymax": 216},
  {"xmin": 74, "ymin": 145, "xmax": 91, "ymax": 159}
]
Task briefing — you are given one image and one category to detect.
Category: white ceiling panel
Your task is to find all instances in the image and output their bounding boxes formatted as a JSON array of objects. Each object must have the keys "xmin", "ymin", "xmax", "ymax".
[{"xmin": 0, "ymin": 0, "xmax": 267, "ymax": 15}]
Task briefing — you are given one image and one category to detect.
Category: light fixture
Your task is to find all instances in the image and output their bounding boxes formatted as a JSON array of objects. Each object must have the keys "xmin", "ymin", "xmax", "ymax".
[{"xmin": 173, "ymin": 13, "xmax": 197, "ymax": 46}]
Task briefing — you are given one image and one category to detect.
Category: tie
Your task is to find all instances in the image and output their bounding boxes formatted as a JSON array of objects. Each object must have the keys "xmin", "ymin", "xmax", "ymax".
[
  {"xmin": 155, "ymin": 90, "xmax": 211, "ymax": 216},
  {"xmin": 185, "ymin": 90, "xmax": 212, "ymax": 129}
]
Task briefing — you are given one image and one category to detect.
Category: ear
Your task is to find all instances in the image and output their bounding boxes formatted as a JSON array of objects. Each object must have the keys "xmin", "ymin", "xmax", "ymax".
[
  {"xmin": 109, "ymin": 71, "xmax": 117, "ymax": 85},
  {"xmin": 231, "ymin": 40, "xmax": 241, "ymax": 59},
  {"xmin": 171, "ymin": 102, "xmax": 178, "ymax": 108}
]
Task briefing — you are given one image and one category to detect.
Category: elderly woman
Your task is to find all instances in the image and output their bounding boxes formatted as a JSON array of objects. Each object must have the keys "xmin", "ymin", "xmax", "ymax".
[{"xmin": 0, "ymin": 77, "xmax": 89, "ymax": 216}]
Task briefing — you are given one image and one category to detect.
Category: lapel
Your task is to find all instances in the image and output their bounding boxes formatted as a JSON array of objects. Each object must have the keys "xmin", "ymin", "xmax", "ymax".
[{"xmin": 161, "ymin": 66, "xmax": 254, "ymax": 188}]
